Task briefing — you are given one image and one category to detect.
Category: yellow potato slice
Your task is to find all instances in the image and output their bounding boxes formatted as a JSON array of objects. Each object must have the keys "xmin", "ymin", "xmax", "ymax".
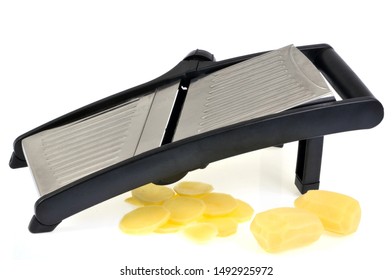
[
  {"xmin": 131, "ymin": 183, "xmax": 174, "ymax": 204},
  {"xmin": 154, "ymin": 221, "xmax": 183, "ymax": 234},
  {"xmin": 119, "ymin": 206, "xmax": 170, "ymax": 234},
  {"xmin": 183, "ymin": 223, "xmax": 218, "ymax": 242},
  {"xmin": 250, "ymin": 207, "xmax": 323, "ymax": 253},
  {"xmin": 199, "ymin": 217, "xmax": 238, "ymax": 237},
  {"xmin": 201, "ymin": 193, "xmax": 238, "ymax": 216},
  {"xmin": 295, "ymin": 190, "xmax": 361, "ymax": 235},
  {"xmin": 225, "ymin": 199, "xmax": 254, "ymax": 222},
  {"xmin": 174, "ymin": 181, "xmax": 213, "ymax": 197},
  {"xmin": 125, "ymin": 196, "xmax": 145, "ymax": 207},
  {"xmin": 163, "ymin": 196, "xmax": 206, "ymax": 224}
]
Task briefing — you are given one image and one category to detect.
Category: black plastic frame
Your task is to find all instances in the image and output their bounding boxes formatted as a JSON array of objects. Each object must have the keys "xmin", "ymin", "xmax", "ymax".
[{"xmin": 9, "ymin": 44, "xmax": 384, "ymax": 233}]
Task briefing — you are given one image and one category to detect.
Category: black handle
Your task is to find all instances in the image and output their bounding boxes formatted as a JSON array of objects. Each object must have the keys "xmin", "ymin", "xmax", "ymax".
[{"xmin": 314, "ymin": 47, "xmax": 374, "ymax": 100}]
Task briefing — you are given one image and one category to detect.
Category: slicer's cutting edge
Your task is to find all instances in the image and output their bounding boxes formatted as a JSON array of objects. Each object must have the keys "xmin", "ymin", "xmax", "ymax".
[{"xmin": 9, "ymin": 44, "xmax": 384, "ymax": 233}]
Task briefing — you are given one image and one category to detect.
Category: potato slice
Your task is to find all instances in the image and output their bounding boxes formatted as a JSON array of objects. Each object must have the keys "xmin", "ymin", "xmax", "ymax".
[
  {"xmin": 183, "ymin": 223, "xmax": 218, "ymax": 242},
  {"xmin": 250, "ymin": 207, "xmax": 323, "ymax": 253},
  {"xmin": 154, "ymin": 221, "xmax": 183, "ymax": 234},
  {"xmin": 201, "ymin": 193, "xmax": 238, "ymax": 216},
  {"xmin": 200, "ymin": 217, "xmax": 238, "ymax": 237},
  {"xmin": 225, "ymin": 199, "xmax": 254, "ymax": 222},
  {"xmin": 163, "ymin": 196, "xmax": 206, "ymax": 224},
  {"xmin": 119, "ymin": 206, "xmax": 170, "ymax": 234},
  {"xmin": 295, "ymin": 190, "xmax": 361, "ymax": 235},
  {"xmin": 174, "ymin": 181, "xmax": 213, "ymax": 197},
  {"xmin": 125, "ymin": 196, "xmax": 145, "ymax": 207},
  {"xmin": 131, "ymin": 183, "xmax": 174, "ymax": 204}
]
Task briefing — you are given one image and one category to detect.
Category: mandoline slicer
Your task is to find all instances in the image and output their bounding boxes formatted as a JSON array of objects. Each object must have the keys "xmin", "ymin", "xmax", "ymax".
[{"xmin": 9, "ymin": 44, "xmax": 384, "ymax": 233}]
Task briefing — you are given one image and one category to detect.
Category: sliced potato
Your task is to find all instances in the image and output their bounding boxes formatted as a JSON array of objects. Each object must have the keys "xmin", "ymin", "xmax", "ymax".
[
  {"xmin": 226, "ymin": 199, "xmax": 254, "ymax": 222},
  {"xmin": 154, "ymin": 221, "xmax": 183, "ymax": 234},
  {"xmin": 174, "ymin": 181, "xmax": 213, "ymax": 197},
  {"xmin": 201, "ymin": 192, "xmax": 238, "ymax": 216},
  {"xmin": 131, "ymin": 183, "xmax": 174, "ymax": 204},
  {"xmin": 119, "ymin": 206, "xmax": 170, "ymax": 234},
  {"xmin": 200, "ymin": 217, "xmax": 238, "ymax": 237},
  {"xmin": 125, "ymin": 196, "xmax": 145, "ymax": 207},
  {"xmin": 183, "ymin": 223, "xmax": 218, "ymax": 242},
  {"xmin": 163, "ymin": 196, "xmax": 206, "ymax": 224}
]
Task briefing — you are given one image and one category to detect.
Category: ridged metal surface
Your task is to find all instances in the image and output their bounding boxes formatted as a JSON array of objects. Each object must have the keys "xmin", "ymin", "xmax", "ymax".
[
  {"xmin": 173, "ymin": 45, "xmax": 332, "ymax": 141},
  {"xmin": 41, "ymin": 100, "xmax": 143, "ymax": 186},
  {"xmin": 22, "ymin": 82, "xmax": 179, "ymax": 196},
  {"xmin": 22, "ymin": 96, "xmax": 152, "ymax": 196}
]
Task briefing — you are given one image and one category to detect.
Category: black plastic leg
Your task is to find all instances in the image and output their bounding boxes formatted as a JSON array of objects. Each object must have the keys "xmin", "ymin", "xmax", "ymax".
[
  {"xmin": 295, "ymin": 137, "xmax": 324, "ymax": 194},
  {"xmin": 29, "ymin": 215, "xmax": 60, "ymax": 233}
]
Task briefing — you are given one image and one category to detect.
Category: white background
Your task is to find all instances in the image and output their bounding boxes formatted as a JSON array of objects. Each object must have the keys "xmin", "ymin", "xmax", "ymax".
[{"xmin": 1, "ymin": 1, "xmax": 391, "ymax": 279}]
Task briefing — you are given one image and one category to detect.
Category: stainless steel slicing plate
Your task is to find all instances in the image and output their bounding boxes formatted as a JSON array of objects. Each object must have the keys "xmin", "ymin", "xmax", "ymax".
[
  {"xmin": 173, "ymin": 45, "xmax": 333, "ymax": 141},
  {"xmin": 22, "ymin": 82, "xmax": 179, "ymax": 196},
  {"xmin": 22, "ymin": 45, "xmax": 333, "ymax": 197}
]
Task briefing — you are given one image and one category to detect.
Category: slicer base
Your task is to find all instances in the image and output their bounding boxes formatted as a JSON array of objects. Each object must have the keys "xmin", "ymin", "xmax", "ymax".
[{"xmin": 9, "ymin": 44, "xmax": 384, "ymax": 233}]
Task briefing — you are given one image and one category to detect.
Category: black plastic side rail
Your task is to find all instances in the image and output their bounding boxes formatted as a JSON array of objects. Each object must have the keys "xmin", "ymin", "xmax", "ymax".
[{"xmin": 9, "ymin": 44, "xmax": 384, "ymax": 233}]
